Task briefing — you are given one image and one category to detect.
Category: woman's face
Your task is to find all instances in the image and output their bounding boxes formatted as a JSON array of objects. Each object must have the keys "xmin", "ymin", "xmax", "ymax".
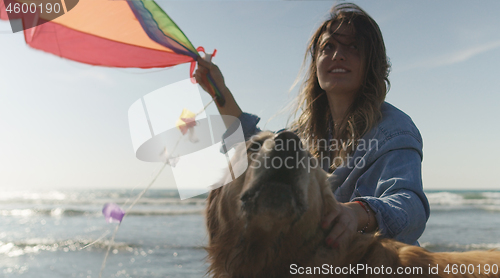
[{"xmin": 316, "ymin": 22, "xmax": 365, "ymax": 98}]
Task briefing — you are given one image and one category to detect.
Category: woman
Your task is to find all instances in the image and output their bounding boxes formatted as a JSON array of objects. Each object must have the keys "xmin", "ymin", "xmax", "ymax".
[{"xmin": 195, "ymin": 3, "xmax": 429, "ymax": 247}]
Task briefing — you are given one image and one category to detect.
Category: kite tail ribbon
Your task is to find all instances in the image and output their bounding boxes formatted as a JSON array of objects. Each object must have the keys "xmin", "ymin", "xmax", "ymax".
[{"xmin": 190, "ymin": 47, "xmax": 226, "ymax": 107}]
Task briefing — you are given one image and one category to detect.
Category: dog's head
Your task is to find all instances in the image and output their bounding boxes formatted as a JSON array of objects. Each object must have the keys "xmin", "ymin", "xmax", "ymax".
[
  {"xmin": 238, "ymin": 131, "xmax": 336, "ymax": 235},
  {"xmin": 206, "ymin": 131, "xmax": 339, "ymax": 276}
]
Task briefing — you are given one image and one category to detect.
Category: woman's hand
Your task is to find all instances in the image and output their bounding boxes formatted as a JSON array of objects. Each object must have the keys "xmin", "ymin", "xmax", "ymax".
[
  {"xmin": 194, "ymin": 56, "xmax": 227, "ymax": 97},
  {"xmin": 321, "ymin": 201, "xmax": 374, "ymax": 248},
  {"xmin": 192, "ymin": 56, "xmax": 243, "ymax": 122},
  {"xmin": 322, "ymin": 202, "xmax": 359, "ymax": 248}
]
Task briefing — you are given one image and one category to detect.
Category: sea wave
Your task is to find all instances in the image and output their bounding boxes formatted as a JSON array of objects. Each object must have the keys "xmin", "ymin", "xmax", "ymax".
[
  {"xmin": 420, "ymin": 242, "xmax": 500, "ymax": 252},
  {"xmin": 4, "ymin": 190, "xmax": 500, "ymax": 213},
  {"xmin": 426, "ymin": 191, "xmax": 500, "ymax": 211},
  {"xmin": 0, "ymin": 238, "xmax": 205, "ymax": 258},
  {"xmin": 0, "ymin": 238, "xmax": 142, "ymax": 257},
  {"xmin": 0, "ymin": 208, "xmax": 91, "ymax": 217},
  {"xmin": 0, "ymin": 207, "xmax": 205, "ymax": 217},
  {"xmin": 0, "ymin": 190, "xmax": 207, "ymax": 206}
]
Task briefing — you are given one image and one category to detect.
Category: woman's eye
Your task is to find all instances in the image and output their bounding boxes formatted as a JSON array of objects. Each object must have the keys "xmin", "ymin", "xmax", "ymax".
[
  {"xmin": 322, "ymin": 43, "xmax": 333, "ymax": 50},
  {"xmin": 349, "ymin": 44, "xmax": 358, "ymax": 50}
]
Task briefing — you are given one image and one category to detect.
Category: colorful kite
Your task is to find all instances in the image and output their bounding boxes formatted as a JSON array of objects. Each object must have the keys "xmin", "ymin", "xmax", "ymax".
[
  {"xmin": 0, "ymin": 0, "xmax": 225, "ymax": 105},
  {"xmin": 2, "ymin": 1, "xmax": 234, "ymax": 276},
  {"xmin": 2, "ymin": 1, "xmax": 230, "ymax": 275}
]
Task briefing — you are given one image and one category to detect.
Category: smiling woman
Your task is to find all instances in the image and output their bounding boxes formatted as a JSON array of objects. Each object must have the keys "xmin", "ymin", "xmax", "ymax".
[
  {"xmin": 2, "ymin": 1, "xmax": 500, "ymax": 277},
  {"xmin": 195, "ymin": 2, "xmax": 430, "ymax": 248}
]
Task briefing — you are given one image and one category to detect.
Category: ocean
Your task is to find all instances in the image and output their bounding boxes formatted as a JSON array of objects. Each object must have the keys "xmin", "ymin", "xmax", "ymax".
[{"xmin": 1, "ymin": 189, "xmax": 499, "ymax": 277}]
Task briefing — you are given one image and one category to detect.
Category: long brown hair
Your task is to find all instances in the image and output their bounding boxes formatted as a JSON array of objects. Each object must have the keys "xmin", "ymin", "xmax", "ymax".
[{"xmin": 291, "ymin": 3, "xmax": 390, "ymax": 171}]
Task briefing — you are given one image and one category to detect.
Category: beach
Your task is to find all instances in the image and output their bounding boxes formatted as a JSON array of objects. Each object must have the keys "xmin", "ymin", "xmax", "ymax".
[{"xmin": 1, "ymin": 189, "xmax": 499, "ymax": 277}]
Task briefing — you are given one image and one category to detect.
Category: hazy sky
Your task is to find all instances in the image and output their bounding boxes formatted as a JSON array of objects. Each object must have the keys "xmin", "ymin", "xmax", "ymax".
[{"xmin": 1, "ymin": 0, "xmax": 500, "ymax": 191}]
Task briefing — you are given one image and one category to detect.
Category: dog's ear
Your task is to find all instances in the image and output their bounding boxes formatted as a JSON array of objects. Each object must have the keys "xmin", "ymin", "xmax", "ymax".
[
  {"xmin": 206, "ymin": 187, "xmax": 222, "ymax": 239},
  {"xmin": 321, "ymin": 173, "xmax": 339, "ymax": 217},
  {"xmin": 245, "ymin": 132, "xmax": 274, "ymax": 154}
]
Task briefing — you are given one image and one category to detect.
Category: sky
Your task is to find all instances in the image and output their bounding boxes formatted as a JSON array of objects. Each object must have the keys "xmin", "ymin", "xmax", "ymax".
[{"xmin": 1, "ymin": 0, "xmax": 500, "ymax": 191}]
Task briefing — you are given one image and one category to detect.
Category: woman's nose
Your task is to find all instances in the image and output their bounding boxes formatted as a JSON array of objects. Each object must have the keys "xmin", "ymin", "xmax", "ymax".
[{"xmin": 331, "ymin": 47, "xmax": 346, "ymax": 61}]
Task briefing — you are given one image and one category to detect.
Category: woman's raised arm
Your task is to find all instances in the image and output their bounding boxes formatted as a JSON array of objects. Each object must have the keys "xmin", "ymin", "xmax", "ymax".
[{"xmin": 194, "ymin": 56, "xmax": 243, "ymax": 121}]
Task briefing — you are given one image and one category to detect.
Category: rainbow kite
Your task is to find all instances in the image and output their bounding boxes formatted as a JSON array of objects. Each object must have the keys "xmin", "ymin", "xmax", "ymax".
[
  {"xmin": 2, "ymin": 1, "xmax": 228, "ymax": 275},
  {"xmin": 0, "ymin": 0, "xmax": 225, "ymax": 105}
]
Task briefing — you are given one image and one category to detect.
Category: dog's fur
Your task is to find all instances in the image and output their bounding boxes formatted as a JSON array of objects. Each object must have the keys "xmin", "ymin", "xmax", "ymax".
[{"xmin": 205, "ymin": 131, "xmax": 500, "ymax": 278}]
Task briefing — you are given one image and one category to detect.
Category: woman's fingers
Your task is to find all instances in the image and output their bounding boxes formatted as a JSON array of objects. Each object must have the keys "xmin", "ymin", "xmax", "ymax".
[
  {"xmin": 326, "ymin": 220, "xmax": 354, "ymax": 248},
  {"xmin": 194, "ymin": 69, "xmax": 212, "ymax": 95},
  {"xmin": 325, "ymin": 221, "xmax": 346, "ymax": 248},
  {"xmin": 321, "ymin": 208, "xmax": 342, "ymax": 248},
  {"xmin": 197, "ymin": 56, "xmax": 211, "ymax": 69},
  {"xmin": 321, "ymin": 208, "xmax": 340, "ymax": 229},
  {"xmin": 323, "ymin": 204, "xmax": 358, "ymax": 249},
  {"xmin": 196, "ymin": 56, "xmax": 225, "ymax": 89},
  {"xmin": 195, "ymin": 56, "xmax": 221, "ymax": 97}
]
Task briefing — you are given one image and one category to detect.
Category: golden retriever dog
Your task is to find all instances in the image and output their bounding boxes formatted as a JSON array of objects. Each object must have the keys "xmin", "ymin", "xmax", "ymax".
[{"xmin": 205, "ymin": 131, "xmax": 500, "ymax": 278}]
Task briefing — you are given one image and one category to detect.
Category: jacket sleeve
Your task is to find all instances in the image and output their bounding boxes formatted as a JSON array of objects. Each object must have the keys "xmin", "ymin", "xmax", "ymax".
[
  {"xmin": 220, "ymin": 112, "xmax": 262, "ymax": 153},
  {"xmin": 351, "ymin": 148, "xmax": 430, "ymax": 245},
  {"xmin": 238, "ymin": 112, "xmax": 262, "ymax": 140}
]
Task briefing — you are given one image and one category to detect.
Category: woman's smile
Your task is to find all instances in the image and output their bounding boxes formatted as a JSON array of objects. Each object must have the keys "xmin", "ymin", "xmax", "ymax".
[{"xmin": 328, "ymin": 67, "xmax": 349, "ymax": 74}]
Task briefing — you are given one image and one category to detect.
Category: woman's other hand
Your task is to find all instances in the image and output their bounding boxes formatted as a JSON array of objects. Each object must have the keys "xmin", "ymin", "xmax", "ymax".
[{"xmin": 321, "ymin": 201, "xmax": 375, "ymax": 248}]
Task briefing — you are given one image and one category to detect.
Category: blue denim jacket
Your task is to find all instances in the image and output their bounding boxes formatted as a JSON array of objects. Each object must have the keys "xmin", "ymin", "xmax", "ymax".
[{"xmin": 235, "ymin": 102, "xmax": 430, "ymax": 245}]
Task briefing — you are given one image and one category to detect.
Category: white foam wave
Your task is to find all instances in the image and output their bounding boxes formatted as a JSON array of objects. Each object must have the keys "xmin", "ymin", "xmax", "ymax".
[
  {"xmin": 0, "ymin": 194, "xmax": 206, "ymax": 207},
  {"xmin": 126, "ymin": 208, "xmax": 205, "ymax": 216},
  {"xmin": 427, "ymin": 192, "xmax": 464, "ymax": 205},
  {"xmin": 426, "ymin": 191, "xmax": 500, "ymax": 210},
  {"xmin": 482, "ymin": 192, "xmax": 500, "ymax": 199},
  {"xmin": 0, "ymin": 190, "xmax": 68, "ymax": 202},
  {"xmin": 0, "ymin": 240, "xmax": 47, "ymax": 257},
  {"xmin": 0, "ymin": 238, "xmax": 139, "ymax": 257},
  {"xmin": 0, "ymin": 207, "xmax": 204, "ymax": 217},
  {"xmin": 0, "ymin": 209, "xmax": 35, "ymax": 217},
  {"xmin": 421, "ymin": 241, "xmax": 500, "ymax": 251}
]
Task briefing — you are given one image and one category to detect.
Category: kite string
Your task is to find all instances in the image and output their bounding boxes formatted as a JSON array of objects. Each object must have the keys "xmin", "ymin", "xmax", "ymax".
[
  {"xmin": 121, "ymin": 95, "xmax": 216, "ymax": 215},
  {"xmin": 97, "ymin": 156, "xmax": 170, "ymax": 278},
  {"xmin": 80, "ymin": 230, "xmax": 111, "ymax": 250},
  {"xmin": 121, "ymin": 162, "xmax": 165, "ymax": 208},
  {"xmin": 104, "ymin": 95, "xmax": 215, "ymax": 219},
  {"xmin": 97, "ymin": 160, "xmax": 169, "ymax": 278},
  {"xmin": 99, "ymin": 224, "xmax": 121, "ymax": 278},
  {"xmin": 196, "ymin": 96, "xmax": 216, "ymax": 116},
  {"xmin": 124, "ymin": 160, "xmax": 169, "ymax": 214},
  {"xmin": 97, "ymin": 96, "xmax": 216, "ymax": 277},
  {"xmin": 78, "ymin": 161, "xmax": 165, "ymax": 251}
]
